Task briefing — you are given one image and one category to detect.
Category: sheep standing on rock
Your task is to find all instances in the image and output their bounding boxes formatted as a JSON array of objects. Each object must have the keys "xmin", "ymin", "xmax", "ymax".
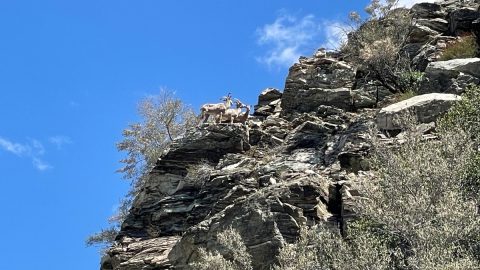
[
  {"xmin": 218, "ymin": 99, "xmax": 251, "ymax": 124},
  {"xmin": 199, "ymin": 93, "xmax": 233, "ymax": 124},
  {"xmin": 235, "ymin": 103, "xmax": 251, "ymax": 124},
  {"xmin": 222, "ymin": 99, "xmax": 244, "ymax": 124}
]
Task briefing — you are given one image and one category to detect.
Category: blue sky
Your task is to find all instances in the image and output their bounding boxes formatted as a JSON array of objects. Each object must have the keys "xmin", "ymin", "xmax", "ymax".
[{"xmin": 0, "ymin": 0, "xmax": 426, "ymax": 269}]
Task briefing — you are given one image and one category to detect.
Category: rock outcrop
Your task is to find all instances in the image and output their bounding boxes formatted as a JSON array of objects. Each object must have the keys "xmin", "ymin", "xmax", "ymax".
[
  {"xmin": 376, "ymin": 93, "xmax": 460, "ymax": 130},
  {"xmin": 422, "ymin": 58, "xmax": 480, "ymax": 93},
  {"xmin": 254, "ymin": 88, "xmax": 282, "ymax": 117}
]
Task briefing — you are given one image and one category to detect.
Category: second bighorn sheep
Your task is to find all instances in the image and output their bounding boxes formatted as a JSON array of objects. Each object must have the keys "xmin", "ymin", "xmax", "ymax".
[
  {"xmin": 222, "ymin": 99, "xmax": 244, "ymax": 124},
  {"xmin": 219, "ymin": 99, "xmax": 251, "ymax": 124},
  {"xmin": 199, "ymin": 93, "xmax": 232, "ymax": 123}
]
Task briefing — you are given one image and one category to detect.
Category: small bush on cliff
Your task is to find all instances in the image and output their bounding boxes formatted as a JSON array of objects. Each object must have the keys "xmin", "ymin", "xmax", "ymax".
[
  {"xmin": 274, "ymin": 224, "xmax": 394, "ymax": 270},
  {"xmin": 439, "ymin": 84, "xmax": 480, "ymax": 142},
  {"xmin": 185, "ymin": 160, "xmax": 214, "ymax": 188},
  {"xmin": 189, "ymin": 227, "xmax": 252, "ymax": 270},
  {"xmin": 87, "ymin": 89, "xmax": 197, "ymax": 249},
  {"xmin": 439, "ymin": 35, "xmax": 479, "ymax": 61},
  {"xmin": 395, "ymin": 71, "xmax": 424, "ymax": 101},
  {"xmin": 85, "ymin": 227, "xmax": 118, "ymax": 248},
  {"xmin": 117, "ymin": 89, "xmax": 197, "ymax": 193},
  {"xmin": 86, "ymin": 197, "xmax": 131, "ymax": 249},
  {"xmin": 343, "ymin": 0, "xmax": 416, "ymax": 94}
]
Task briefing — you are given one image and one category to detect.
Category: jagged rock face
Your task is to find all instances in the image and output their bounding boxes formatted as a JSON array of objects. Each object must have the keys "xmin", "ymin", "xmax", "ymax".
[
  {"xmin": 409, "ymin": 1, "xmax": 480, "ymax": 70},
  {"xmin": 169, "ymin": 177, "xmax": 331, "ymax": 270},
  {"xmin": 280, "ymin": 53, "xmax": 391, "ymax": 116},
  {"xmin": 411, "ymin": 2, "xmax": 446, "ymax": 19},
  {"xmin": 254, "ymin": 88, "xmax": 282, "ymax": 117},
  {"xmin": 281, "ymin": 56, "xmax": 359, "ymax": 115},
  {"xmin": 102, "ymin": 236, "xmax": 180, "ymax": 270},
  {"xmin": 416, "ymin": 18, "xmax": 449, "ymax": 33},
  {"xmin": 377, "ymin": 93, "xmax": 460, "ymax": 130},
  {"xmin": 103, "ymin": 102, "xmax": 376, "ymax": 270},
  {"xmin": 121, "ymin": 125, "xmax": 250, "ymax": 238}
]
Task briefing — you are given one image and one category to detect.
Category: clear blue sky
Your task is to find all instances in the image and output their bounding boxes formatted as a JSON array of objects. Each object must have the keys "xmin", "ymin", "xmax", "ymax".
[{"xmin": 0, "ymin": 1, "xmax": 385, "ymax": 269}]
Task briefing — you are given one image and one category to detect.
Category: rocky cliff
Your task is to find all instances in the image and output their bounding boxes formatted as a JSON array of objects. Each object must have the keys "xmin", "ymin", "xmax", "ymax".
[{"xmin": 100, "ymin": 1, "xmax": 480, "ymax": 269}]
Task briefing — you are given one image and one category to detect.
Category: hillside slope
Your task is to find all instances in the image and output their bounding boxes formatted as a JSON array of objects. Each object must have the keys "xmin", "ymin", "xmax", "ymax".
[{"xmin": 100, "ymin": 1, "xmax": 480, "ymax": 269}]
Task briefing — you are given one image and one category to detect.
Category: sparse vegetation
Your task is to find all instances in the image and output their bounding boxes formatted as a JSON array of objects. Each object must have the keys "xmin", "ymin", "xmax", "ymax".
[
  {"xmin": 439, "ymin": 35, "xmax": 479, "ymax": 61},
  {"xmin": 117, "ymin": 89, "xmax": 197, "ymax": 193},
  {"xmin": 360, "ymin": 117, "xmax": 480, "ymax": 268},
  {"xmin": 438, "ymin": 84, "xmax": 480, "ymax": 142},
  {"xmin": 398, "ymin": 71, "xmax": 424, "ymax": 93},
  {"xmin": 439, "ymin": 84, "xmax": 480, "ymax": 203},
  {"xmin": 393, "ymin": 71, "xmax": 424, "ymax": 101},
  {"xmin": 274, "ymin": 224, "xmax": 393, "ymax": 270},
  {"xmin": 396, "ymin": 89, "xmax": 416, "ymax": 101},
  {"xmin": 189, "ymin": 227, "xmax": 252, "ymax": 270},
  {"xmin": 185, "ymin": 160, "xmax": 214, "ymax": 188},
  {"xmin": 343, "ymin": 0, "xmax": 416, "ymax": 94},
  {"xmin": 86, "ymin": 197, "xmax": 131, "ymax": 249},
  {"xmin": 86, "ymin": 227, "xmax": 118, "ymax": 249}
]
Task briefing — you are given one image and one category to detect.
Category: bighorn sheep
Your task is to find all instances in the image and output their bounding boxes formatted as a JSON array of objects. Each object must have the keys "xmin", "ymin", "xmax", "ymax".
[
  {"xmin": 222, "ymin": 99, "xmax": 244, "ymax": 124},
  {"xmin": 199, "ymin": 93, "xmax": 232, "ymax": 123},
  {"xmin": 235, "ymin": 103, "xmax": 251, "ymax": 124},
  {"xmin": 218, "ymin": 99, "xmax": 251, "ymax": 124}
]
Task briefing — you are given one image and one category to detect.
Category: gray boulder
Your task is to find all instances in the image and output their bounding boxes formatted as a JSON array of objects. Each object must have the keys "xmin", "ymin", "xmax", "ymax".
[
  {"xmin": 101, "ymin": 236, "xmax": 180, "ymax": 270},
  {"xmin": 427, "ymin": 58, "xmax": 480, "ymax": 78},
  {"xmin": 377, "ymin": 93, "xmax": 460, "ymax": 130},
  {"xmin": 422, "ymin": 58, "xmax": 480, "ymax": 93}
]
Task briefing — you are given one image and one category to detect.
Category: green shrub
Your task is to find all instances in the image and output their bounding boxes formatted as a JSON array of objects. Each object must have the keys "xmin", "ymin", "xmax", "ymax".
[
  {"xmin": 396, "ymin": 89, "xmax": 416, "ymax": 101},
  {"xmin": 364, "ymin": 118, "xmax": 480, "ymax": 268},
  {"xmin": 439, "ymin": 84, "xmax": 480, "ymax": 203},
  {"xmin": 274, "ymin": 224, "xmax": 394, "ymax": 270},
  {"xmin": 399, "ymin": 71, "xmax": 424, "ymax": 92},
  {"xmin": 439, "ymin": 35, "xmax": 478, "ymax": 61},
  {"xmin": 438, "ymin": 84, "xmax": 480, "ymax": 141},
  {"xmin": 185, "ymin": 160, "xmax": 214, "ymax": 188},
  {"xmin": 189, "ymin": 227, "xmax": 252, "ymax": 270},
  {"xmin": 393, "ymin": 71, "xmax": 424, "ymax": 101},
  {"xmin": 343, "ymin": 0, "xmax": 416, "ymax": 94}
]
